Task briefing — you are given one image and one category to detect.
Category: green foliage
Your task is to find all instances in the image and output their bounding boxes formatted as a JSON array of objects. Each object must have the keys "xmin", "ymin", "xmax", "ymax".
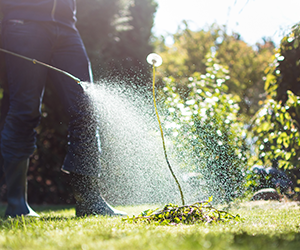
[
  {"xmin": 265, "ymin": 22, "xmax": 300, "ymax": 104},
  {"xmin": 252, "ymin": 22, "xmax": 300, "ymax": 195},
  {"xmin": 156, "ymin": 23, "xmax": 220, "ymax": 79},
  {"xmin": 162, "ymin": 54, "xmax": 249, "ymax": 203},
  {"xmin": 155, "ymin": 23, "xmax": 274, "ymax": 118},
  {"xmin": 244, "ymin": 169, "xmax": 269, "ymax": 193},
  {"xmin": 252, "ymin": 91, "xmax": 300, "ymax": 193},
  {"xmin": 124, "ymin": 197, "xmax": 241, "ymax": 225},
  {"xmin": 217, "ymin": 36, "xmax": 274, "ymax": 117},
  {"xmin": 254, "ymin": 92, "xmax": 300, "ymax": 168}
]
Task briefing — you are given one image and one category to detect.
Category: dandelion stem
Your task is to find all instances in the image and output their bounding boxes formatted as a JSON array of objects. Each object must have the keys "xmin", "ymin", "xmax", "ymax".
[{"xmin": 152, "ymin": 64, "xmax": 185, "ymax": 206}]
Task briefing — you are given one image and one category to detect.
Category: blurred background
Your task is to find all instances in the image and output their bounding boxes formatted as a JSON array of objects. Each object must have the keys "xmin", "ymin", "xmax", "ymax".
[{"xmin": 0, "ymin": 0, "xmax": 299, "ymax": 205}]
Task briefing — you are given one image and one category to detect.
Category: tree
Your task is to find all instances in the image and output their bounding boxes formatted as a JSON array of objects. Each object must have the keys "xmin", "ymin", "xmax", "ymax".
[
  {"xmin": 77, "ymin": 0, "xmax": 157, "ymax": 83},
  {"xmin": 155, "ymin": 22, "xmax": 220, "ymax": 89},
  {"xmin": 217, "ymin": 36, "xmax": 274, "ymax": 117},
  {"xmin": 155, "ymin": 23, "xmax": 274, "ymax": 119},
  {"xmin": 270, "ymin": 23, "xmax": 300, "ymax": 106},
  {"xmin": 252, "ymin": 22, "xmax": 300, "ymax": 196},
  {"xmin": 76, "ymin": 0, "xmax": 120, "ymax": 73}
]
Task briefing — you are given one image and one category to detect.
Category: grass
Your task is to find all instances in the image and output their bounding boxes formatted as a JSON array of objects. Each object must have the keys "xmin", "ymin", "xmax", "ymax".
[{"xmin": 0, "ymin": 201, "xmax": 299, "ymax": 250}]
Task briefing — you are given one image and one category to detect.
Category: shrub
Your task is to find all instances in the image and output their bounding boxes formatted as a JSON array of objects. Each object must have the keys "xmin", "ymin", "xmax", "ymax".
[
  {"xmin": 162, "ymin": 54, "xmax": 249, "ymax": 203},
  {"xmin": 252, "ymin": 22, "xmax": 300, "ymax": 197}
]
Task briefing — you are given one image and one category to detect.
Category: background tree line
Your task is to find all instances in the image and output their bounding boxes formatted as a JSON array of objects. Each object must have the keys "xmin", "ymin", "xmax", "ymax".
[
  {"xmin": 0, "ymin": 0, "xmax": 299, "ymax": 204},
  {"xmin": 154, "ymin": 22, "xmax": 275, "ymax": 119}
]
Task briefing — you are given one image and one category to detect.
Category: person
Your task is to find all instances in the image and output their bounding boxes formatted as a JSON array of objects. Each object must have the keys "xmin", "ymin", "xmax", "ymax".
[{"xmin": 0, "ymin": 0, "xmax": 126, "ymax": 217}]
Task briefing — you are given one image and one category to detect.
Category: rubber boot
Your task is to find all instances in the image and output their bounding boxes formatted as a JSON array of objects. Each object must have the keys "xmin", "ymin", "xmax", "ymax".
[
  {"xmin": 3, "ymin": 159, "xmax": 39, "ymax": 217},
  {"xmin": 70, "ymin": 173, "xmax": 127, "ymax": 217}
]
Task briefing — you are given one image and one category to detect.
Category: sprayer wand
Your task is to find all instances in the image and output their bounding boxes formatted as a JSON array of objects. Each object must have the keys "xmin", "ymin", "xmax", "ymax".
[
  {"xmin": 0, "ymin": 48, "xmax": 81, "ymax": 84},
  {"xmin": 147, "ymin": 53, "xmax": 185, "ymax": 206}
]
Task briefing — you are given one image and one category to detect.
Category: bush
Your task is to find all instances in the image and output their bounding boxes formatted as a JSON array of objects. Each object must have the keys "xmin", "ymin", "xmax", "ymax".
[
  {"xmin": 252, "ymin": 91, "xmax": 300, "ymax": 195},
  {"xmin": 252, "ymin": 22, "xmax": 300, "ymax": 197},
  {"xmin": 162, "ymin": 54, "xmax": 249, "ymax": 203}
]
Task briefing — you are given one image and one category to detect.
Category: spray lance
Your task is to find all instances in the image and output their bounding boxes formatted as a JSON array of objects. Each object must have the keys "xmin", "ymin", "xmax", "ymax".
[{"xmin": 0, "ymin": 48, "xmax": 81, "ymax": 84}]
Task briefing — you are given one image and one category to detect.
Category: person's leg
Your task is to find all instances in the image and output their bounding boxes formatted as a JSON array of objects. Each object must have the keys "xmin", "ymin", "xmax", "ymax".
[
  {"xmin": 48, "ymin": 25, "xmax": 101, "ymax": 177},
  {"xmin": 1, "ymin": 20, "xmax": 53, "ymax": 217},
  {"xmin": 49, "ymin": 25, "xmax": 126, "ymax": 216}
]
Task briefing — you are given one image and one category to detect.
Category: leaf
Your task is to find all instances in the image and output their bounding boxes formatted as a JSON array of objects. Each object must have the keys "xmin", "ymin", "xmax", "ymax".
[
  {"xmin": 123, "ymin": 199, "xmax": 240, "ymax": 225},
  {"xmin": 261, "ymin": 122, "xmax": 271, "ymax": 131},
  {"xmin": 285, "ymin": 152, "xmax": 292, "ymax": 160},
  {"xmin": 174, "ymin": 217, "xmax": 181, "ymax": 223}
]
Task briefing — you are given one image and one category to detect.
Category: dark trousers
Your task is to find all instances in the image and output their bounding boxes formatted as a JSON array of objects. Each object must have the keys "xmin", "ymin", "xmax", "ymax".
[{"xmin": 1, "ymin": 20, "xmax": 101, "ymax": 177}]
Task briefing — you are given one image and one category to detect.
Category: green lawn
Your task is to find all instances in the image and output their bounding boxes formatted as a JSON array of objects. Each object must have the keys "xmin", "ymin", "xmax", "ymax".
[{"xmin": 0, "ymin": 201, "xmax": 299, "ymax": 250}]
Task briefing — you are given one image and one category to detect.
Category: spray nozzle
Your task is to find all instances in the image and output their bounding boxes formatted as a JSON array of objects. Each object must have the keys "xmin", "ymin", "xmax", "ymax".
[{"xmin": 147, "ymin": 53, "xmax": 163, "ymax": 67}]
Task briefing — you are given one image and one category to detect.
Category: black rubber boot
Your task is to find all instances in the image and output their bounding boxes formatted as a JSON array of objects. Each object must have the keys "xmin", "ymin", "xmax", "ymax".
[
  {"xmin": 3, "ymin": 159, "xmax": 39, "ymax": 217},
  {"xmin": 70, "ymin": 173, "xmax": 127, "ymax": 217}
]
